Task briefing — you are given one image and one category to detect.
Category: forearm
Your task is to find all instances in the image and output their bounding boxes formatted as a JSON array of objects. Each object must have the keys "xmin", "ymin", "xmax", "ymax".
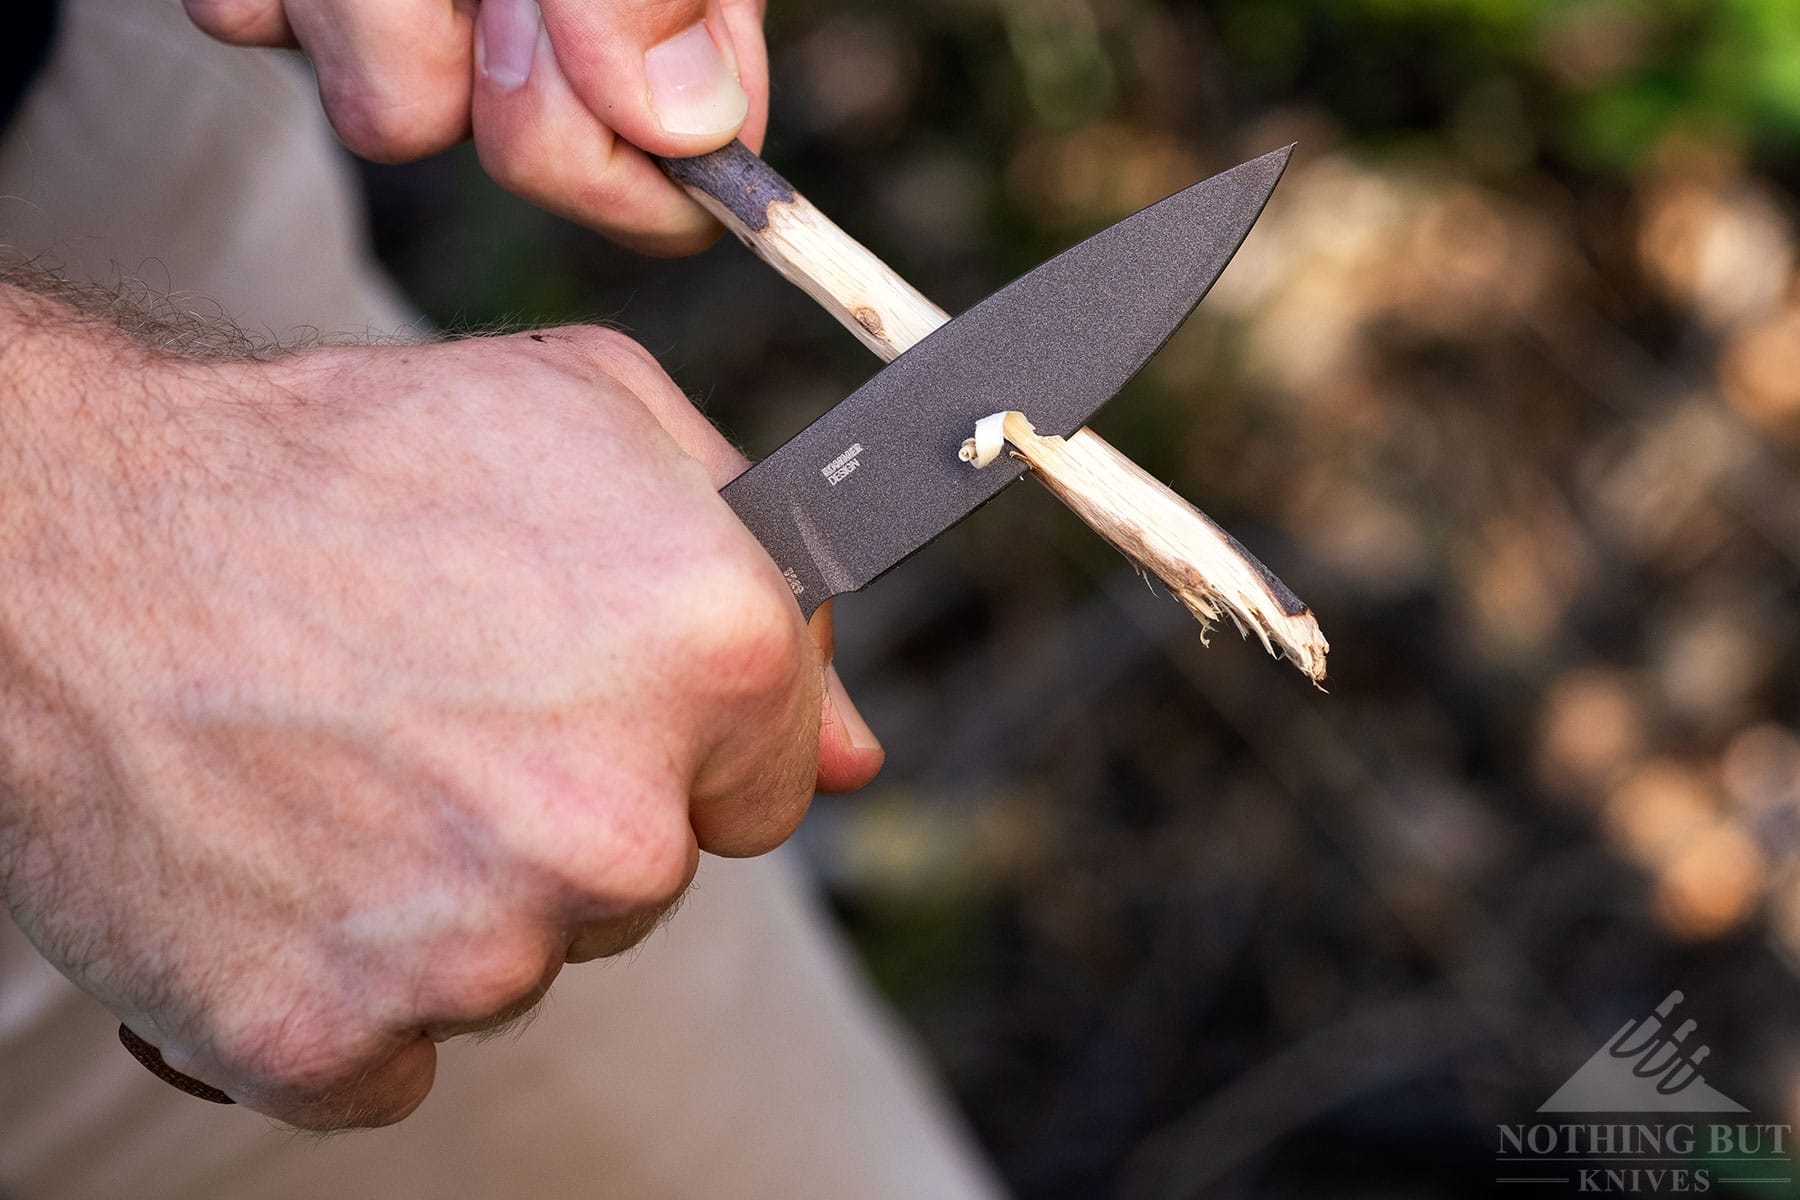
[
  {"xmin": 0, "ymin": 279, "xmax": 127, "ymax": 880},
  {"xmin": 0, "ymin": 276, "xmax": 206, "ymax": 851},
  {"xmin": 0, "ymin": 278, "xmax": 147, "ymax": 583},
  {"xmin": 0, "ymin": 270, "xmax": 272, "ymax": 539},
  {"xmin": 0, "ymin": 267, "xmax": 174, "ymax": 459},
  {"xmin": 0, "ymin": 275, "xmax": 103, "ymax": 433}
]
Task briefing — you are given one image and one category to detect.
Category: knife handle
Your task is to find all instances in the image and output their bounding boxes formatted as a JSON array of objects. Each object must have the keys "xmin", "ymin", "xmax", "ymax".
[{"xmin": 657, "ymin": 142, "xmax": 948, "ymax": 363}]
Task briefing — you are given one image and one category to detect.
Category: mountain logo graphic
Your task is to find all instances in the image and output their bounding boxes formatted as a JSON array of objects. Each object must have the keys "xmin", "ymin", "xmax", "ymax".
[{"xmin": 1540, "ymin": 991, "xmax": 1747, "ymax": 1113}]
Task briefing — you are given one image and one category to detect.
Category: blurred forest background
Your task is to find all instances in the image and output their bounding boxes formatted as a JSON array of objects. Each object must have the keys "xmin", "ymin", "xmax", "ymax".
[{"xmin": 358, "ymin": 1, "xmax": 1800, "ymax": 1195}]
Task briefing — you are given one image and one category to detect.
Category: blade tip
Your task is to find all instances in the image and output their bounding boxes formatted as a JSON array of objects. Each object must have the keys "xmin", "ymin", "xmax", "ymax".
[
  {"xmin": 1262, "ymin": 142, "xmax": 1298, "ymax": 170},
  {"xmin": 1222, "ymin": 143, "xmax": 1296, "ymax": 192}
]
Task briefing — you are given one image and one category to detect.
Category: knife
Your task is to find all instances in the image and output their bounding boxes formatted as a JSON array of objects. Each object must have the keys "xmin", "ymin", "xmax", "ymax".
[
  {"xmin": 660, "ymin": 140, "xmax": 1327, "ymax": 681},
  {"xmin": 124, "ymin": 137, "xmax": 1326, "ymax": 1106}
]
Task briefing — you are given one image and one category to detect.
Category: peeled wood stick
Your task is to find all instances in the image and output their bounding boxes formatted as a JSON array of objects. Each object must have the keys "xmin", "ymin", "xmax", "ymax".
[
  {"xmin": 962, "ymin": 413, "xmax": 1328, "ymax": 683},
  {"xmin": 659, "ymin": 142, "xmax": 1328, "ymax": 683}
]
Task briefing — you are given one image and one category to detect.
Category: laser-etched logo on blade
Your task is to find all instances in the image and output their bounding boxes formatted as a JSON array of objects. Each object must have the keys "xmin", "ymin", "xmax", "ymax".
[
  {"xmin": 1495, "ymin": 991, "xmax": 1794, "ymax": 1193},
  {"xmin": 821, "ymin": 443, "xmax": 863, "ymax": 486},
  {"xmin": 1539, "ymin": 991, "xmax": 1746, "ymax": 1114}
]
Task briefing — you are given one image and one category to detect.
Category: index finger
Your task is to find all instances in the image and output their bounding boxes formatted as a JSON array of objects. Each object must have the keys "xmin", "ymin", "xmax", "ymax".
[
  {"xmin": 286, "ymin": 0, "xmax": 475, "ymax": 162},
  {"xmin": 472, "ymin": 0, "xmax": 769, "ymax": 255}
]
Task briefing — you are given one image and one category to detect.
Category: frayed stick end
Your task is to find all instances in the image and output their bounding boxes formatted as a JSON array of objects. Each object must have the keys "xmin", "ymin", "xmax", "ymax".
[{"xmin": 963, "ymin": 411, "xmax": 1330, "ymax": 687}]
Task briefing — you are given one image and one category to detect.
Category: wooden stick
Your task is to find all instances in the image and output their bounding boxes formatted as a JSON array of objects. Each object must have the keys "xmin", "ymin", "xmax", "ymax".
[
  {"xmin": 660, "ymin": 143, "xmax": 943, "ymax": 363},
  {"xmin": 659, "ymin": 143, "xmax": 1329, "ymax": 683},
  {"xmin": 964, "ymin": 413, "xmax": 1328, "ymax": 684}
]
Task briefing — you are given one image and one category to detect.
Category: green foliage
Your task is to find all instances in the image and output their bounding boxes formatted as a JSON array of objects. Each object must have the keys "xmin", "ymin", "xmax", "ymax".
[{"xmin": 1211, "ymin": 0, "xmax": 1800, "ymax": 171}]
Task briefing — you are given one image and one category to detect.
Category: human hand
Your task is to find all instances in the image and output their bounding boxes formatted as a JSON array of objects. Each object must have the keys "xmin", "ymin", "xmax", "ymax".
[
  {"xmin": 182, "ymin": 0, "xmax": 768, "ymax": 254},
  {"xmin": 0, "ymin": 292, "xmax": 880, "ymax": 1128}
]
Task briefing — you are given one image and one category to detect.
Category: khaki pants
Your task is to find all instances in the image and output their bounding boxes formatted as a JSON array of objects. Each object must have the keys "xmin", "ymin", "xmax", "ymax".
[{"xmin": 0, "ymin": 3, "xmax": 1003, "ymax": 1197}]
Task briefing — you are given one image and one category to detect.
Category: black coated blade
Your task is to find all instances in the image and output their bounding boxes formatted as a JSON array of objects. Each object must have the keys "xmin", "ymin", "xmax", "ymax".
[{"xmin": 723, "ymin": 145, "xmax": 1293, "ymax": 618}]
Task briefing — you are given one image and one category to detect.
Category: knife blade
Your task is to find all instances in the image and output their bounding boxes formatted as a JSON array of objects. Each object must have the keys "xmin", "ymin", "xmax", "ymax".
[{"xmin": 667, "ymin": 144, "xmax": 1292, "ymax": 619}]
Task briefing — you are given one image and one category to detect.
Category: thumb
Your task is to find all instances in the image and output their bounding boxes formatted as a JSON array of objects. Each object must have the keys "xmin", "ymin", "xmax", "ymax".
[
  {"xmin": 807, "ymin": 604, "xmax": 885, "ymax": 795},
  {"xmin": 818, "ymin": 663, "xmax": 884, "ymax": 793},
  {"xmin": 539, "ymin": 0, "xmax": 764, "ymax": 156}
]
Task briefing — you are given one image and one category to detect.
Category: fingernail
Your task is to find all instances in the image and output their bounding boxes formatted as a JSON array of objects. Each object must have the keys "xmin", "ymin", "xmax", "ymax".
[
  {"xmin": 825, "ymin": 665, "xmax": 882, "ymax": 754},
  {"xmin": 645, "ymin": 20, "xmax": 748, "ymax": 138},
  {"xmin": 477, "ymin": 0, "xmax": 541, "ymax": 93}
]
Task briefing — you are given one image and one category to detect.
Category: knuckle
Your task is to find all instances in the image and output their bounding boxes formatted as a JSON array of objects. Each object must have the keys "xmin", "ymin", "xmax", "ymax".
[
  {"xmin": 204, "ymin": 999, "xmax": 433, "ymax": 1129},
  {"xmin": 436, "ymin": 939, "xmax": 552, "ymax": 1020},
  {"xmin": 540, "ymin": 327, "xmax": 747, "ymax": 479},
  {"xmin": 584, "ymin": 811, "xmax": 697, "ymax": 912},
  {"xmin": 710, "ymin": 783, "xmax": 812, "ymax": 859},
  {"xmin": 323, "ymin": 83, "xmax": 466, "ymax": 164},
  {"xmin": 474, "ymin": 127, "xmax": 550, "ymax": 198},
  {"xmin": 210, "ymin": 1006, "xmax": 360, "ymax": 1099},
  {"xmin": 526, "ymin": 786, "xmax": 695, "ymax": 917},
  {"xmin": 685, "ymin": 566, "xmax": 810, "ymax": 704},
  {"xmin": 267, "ymin": 1039, "xmax": 433, "ymax": 1131},
  {"xmin": 182, "ymin": 0, "xmax": 278, "ymax": 44},
  {"xmin": 623, "ymin": 219, "xmax": 727, "ymax": 260}
]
